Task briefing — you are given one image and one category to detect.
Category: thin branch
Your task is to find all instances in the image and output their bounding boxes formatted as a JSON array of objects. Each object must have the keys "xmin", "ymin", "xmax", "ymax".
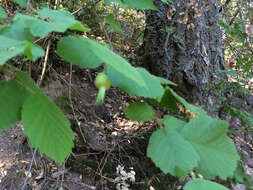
[
  {"xmin": 26, "ymin": 0, "xmax": 31, "ymax": 12},
  {"xmin": 38, "ymin": 39, "xmax": 51, "ymax": 87},
  {"xmin": 21, "ymin": 148, "xmax": 38, "ymax": 190}
]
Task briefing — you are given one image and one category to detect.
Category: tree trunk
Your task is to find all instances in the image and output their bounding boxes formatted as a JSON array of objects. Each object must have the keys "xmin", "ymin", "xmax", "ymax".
[{"xmin": 141, "ymin": 0, "xmax": 225, "ymax": 112}]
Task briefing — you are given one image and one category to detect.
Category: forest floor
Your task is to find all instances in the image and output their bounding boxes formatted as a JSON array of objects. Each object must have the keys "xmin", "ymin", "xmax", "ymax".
[{"xmin": 0, "ymin": 63, "xmax": 252, "ymax": 190}]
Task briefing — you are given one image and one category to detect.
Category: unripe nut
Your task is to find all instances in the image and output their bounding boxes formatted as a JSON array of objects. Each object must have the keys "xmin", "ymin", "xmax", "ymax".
[{"xmin": 94, "ymin": 72, "xmax": 111, "ymax": 90}]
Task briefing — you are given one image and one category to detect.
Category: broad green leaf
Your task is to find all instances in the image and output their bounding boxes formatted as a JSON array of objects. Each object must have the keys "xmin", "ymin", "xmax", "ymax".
[
  {"xmin": 0, "ymin": 71, "xmax": 44, "ymax": 130},
  {"xmin": 124, "ymin": 0, "xmax": 157, "ymax": 10},
  {"xmin": 0, "ymin": 80, "xmax": 30, "ymax": 130},
  {"xmin": 57, "ymin": 36, "xmax": 149, "ymax": 95},
  {"xmin": 13, "ymin": 14, "xmax": 55, "ymax": 38},
  {"xmin": 12, "ymin": 0, "xmax": 27, "ymax": 8},
  {"xmin": 105, "ymin": 14, "xmax": 123, "ymax": 33},
  {"xmin": 24, "ymin": 42, "xmax": 45, "ymax": 61},
  {"xmin": 0, "ymin": 22, "xmax": 34, "ymax": 41},
  {"xmin": 0, "ymin": 22, "xmax": 44, "ymax": 63},
  {"xmin": 71, "ymin": 37, "xmax": 144, "ymax": 88},
  {"xmin": 107, "ymin": 66, "xmax": 165, "ymax": 98},
  {"xmin": 182, "ymin": 115, "xmax": 239, "ymax": 179},
  {"xmin": 0, "ymin": 36, "xmax": 27, "ymax": 65},
  {"xmin": 37, "ymin": 8, "xmax": 90, "ymax": 32},
  {"xmin": 13, "ymin": 9, "xmax": 89, "ymax": 38},
  {"xmin": 0, "ymin": 35, "xmax": 44, "ymax": 65},
  {"xmin": 0, "ymin": 6, "xmax": 7, "ymax": 19},
  {"xmin": 147, "ymin": 115, "xmax": 199, "ymax": 178},
  {"xmin": 57, "ymin": 36, "xmax": 173, "ymax": 99},
  {"xmin": 57, "ymin": 36, "xmax": 103, "ymax": 68},
  {"xmin": 124, "ymin": 102, "xmax": 155, "ymax": 121},
  {"xmin": 105, "ymin": 0, "xmax": 157, "ymax": 10},
  {"xmin": 22, "ymin": 94, "xmax": 74, "ymax": 164},
  {"xmin": 9, "ymin": 71, "xmax": 73, "ymax": 164},
  {"xmin": 148, "ymin": 114, "xmax": 239, "ymax": 179},
  {"xmin": 184, "ymin": 179, "xmax": 229, "ymax": 190},
  {"xmin": 14, "ymin": 71, "xmax": 43, "ymax": 94},
  {"xmin": 162, "ymin": 115, "xmax": 186, "ymax": 132}
]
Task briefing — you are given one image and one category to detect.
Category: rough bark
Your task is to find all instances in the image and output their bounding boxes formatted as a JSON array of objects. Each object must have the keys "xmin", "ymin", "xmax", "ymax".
[{"xmin": 141, "ymin": 0, "xmax": 225, "ymax": 112}]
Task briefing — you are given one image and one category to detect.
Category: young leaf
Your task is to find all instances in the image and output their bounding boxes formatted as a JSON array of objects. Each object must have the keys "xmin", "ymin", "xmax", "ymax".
[
  {"xmin": 182, "ymin": 115, "xmax": 240, "ymax": 179},
  {"xmin": 0, "ymin": 81, "xmax": 30, "ymax": 130},
  {"xmin": 22, "ymin": 94, "xmax": 74, "ymax": 164},
  {"xmin": 147, "ymin": 115, "xmax": 200, "ymax": 178},
  {"xmin": 0, "ymin": 6, "xmax": 7, "ymax": 19},
  {"xmin": 105, "ymin": 14, "xmax": 123, "ymax": 33},
  {"xmin": 124, "ymin": 102, "xmax": 155, "ymax": 121},
  {"xmin": 184, "ymin": 179, "xmax": 229, "ymax": 190}
]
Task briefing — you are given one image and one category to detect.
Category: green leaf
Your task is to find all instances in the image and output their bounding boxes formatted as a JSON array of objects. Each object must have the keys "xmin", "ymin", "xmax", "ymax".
[
  {"xmin": 37, "ymin": 8, "xmax": 90, "ymax": 32},
  {"xmin": 0, "ymin": 35, "xmax": 44, "ymax": 65},
  {"xmin": 14, "ymin": 71, "xmax": 43, "ymax": 94},
  {"xmin": 105, "ymin": 0, "xmax": 157, "ymax": 10},
  {"xmin": 161, "ymin": 0, "xmax": 173, "ymax": 3},
  {"xmin": 0, "ymin": 71, "xmax": 41, "ymax": 130},
  {"xmin": 22, "ymin": 93, "xmax": 74, "ymax": 164},
  {"xmin": 12, "ymin": 0, "xmax": 27, "ymax": 8},
  {"xmin": 107, "ymin": 66, "xmax": 165, "ymax": 98},
  {"xmin": 0, "ymin": 71, "xmax": 73, "ymax": 164},
  {"xmin": 0, "ymin": 6, "xmax": 7, "ymax": 19},
  {"xmin": 149, "ymin": 88, "xmax": 179, "ymax": 112},
  {"xmin": 233, "ymin": 162, "xmax": 252, "ymax": 183},
  {"xmin": 0, "ymin": 36, "xmax": 27, "ymax": 65},
  {"xmin": 105, "ymin": 14, "xmax": 123, "ymax": 33},
  {"xmin": 182, "ymin": 115, "xmax": 239, "ymax": 179},
  {"xmin": 124, "ymin": 102, "xmax": 155, "ymax": 121},
  {"xmin": 167, "ymin": 88, "xmax": 206, "ymax": 115},
  {"xmin": 162, "ymin": 115, "xmax": 186, "ymax": 132},
  {"xmin": 184, "ymin": 179, "xmax": 229, "ymax": 190},
  {"xmin": 147, "ymin": 114, "xmax": 239, "ymax": 179},
  {"xmin": 124, "ymin": 0, "xmax": 157, "ymax": 10},
  {"xmin": 0, "ymin": 22, "xmax": 44, "ymax": 64},
  {"xmin": 12, "ymin": 9, "xmax": 89, "ymax": 38},
  {"xmin": 57, "ymin": 36, "xmax": 103, "ymax": 68},
  {"xmin": 147, "ymin": 115, "xmax": 199, "ymax": 178},
  {"xmin": 0, "ymin": 80, "xmax": 30, "ymax": 130},
  {"xmin": 58, "ymin": 36, "xmax": 174, "ymax": 99},
  {"xmin": 0, "ymin": 22, "xmax": 34, "ymax": 41}
]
